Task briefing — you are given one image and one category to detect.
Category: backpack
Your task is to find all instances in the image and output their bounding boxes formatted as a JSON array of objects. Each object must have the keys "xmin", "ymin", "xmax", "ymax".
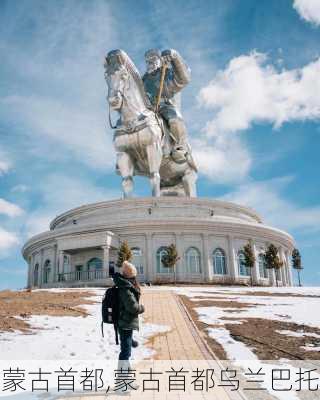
[{"xmin": 101, "ymin": 286, "xmax": 120, "ymax": 345}]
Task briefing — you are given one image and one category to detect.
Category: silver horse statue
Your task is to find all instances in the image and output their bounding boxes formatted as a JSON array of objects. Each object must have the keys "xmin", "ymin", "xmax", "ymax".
[{"xmin": 104, "ymin": 49, "xmax": 197, "ymax": 198}]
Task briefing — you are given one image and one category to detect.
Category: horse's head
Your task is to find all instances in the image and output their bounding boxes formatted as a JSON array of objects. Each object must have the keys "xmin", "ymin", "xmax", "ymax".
[
  {"xmin": 104, "ymin": 49, "xmax": 151, "ymax": 113},
  {"xmin": 104, "ymin": 50, "xmax": 130, "ymax": 110}
]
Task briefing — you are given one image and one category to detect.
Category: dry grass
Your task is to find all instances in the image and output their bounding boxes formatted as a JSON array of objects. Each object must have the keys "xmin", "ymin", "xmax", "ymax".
[
  {"xmin": 179, "ymin": 294, "xmax": 320, "ymax": 360},
  {"xmin": 0, "ymin": 289, "xmax": 98, "ymax": 333}
]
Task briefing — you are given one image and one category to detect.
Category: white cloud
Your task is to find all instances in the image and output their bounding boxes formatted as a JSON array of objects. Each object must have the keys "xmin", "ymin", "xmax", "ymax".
[
  {"xmin": 11, "ymin": 184, "xmax": 29, "ymax": 193},
  {"xmin": 2, "ymin": 95, "xmax": 114, "ymax": 170},
  {"xmin": 0, "ymin": 1, "xmax": 117, "ymax": 171},
  {"xmin": 23, "ymin": 174, "xmax": 120, "ymax": 237},
  {"xmin": 0, "ymin": 227, "xmax": 19, "ymax": 253},
  {"xmin": 0, "ymin": 2, "xmax": 251, "ymax": 185},
  {"xmin": 0, "ymin": 151, "xmax": 21, "ymax": 256},
  {"xmin": 293, "ymin": 0, "xmax": 320, "ymax": 26},
  {"xmin": 0, "ymin": 149, "xmax": 12, "ymax": 175},
  {"xmin": 0, "ymin": 160, "xmax": 10, "ymax": 175},
  {"xmin": 24, "ymin": 212, "xmax": 54, "ymax": 239},
  {"xmin": 198, "ymin": 52, "xmax": 320, "ymax": 136},
  {"xmin": 192, "ymin": 136, "xmax": 251, "ymax": 183},
  {"xmin": 221, "ymin": 176, "xmax": 320, "ymax": 232},
  {"xmin": 0, "ymin": 198, "xmax": 24, "ymax": 217}
]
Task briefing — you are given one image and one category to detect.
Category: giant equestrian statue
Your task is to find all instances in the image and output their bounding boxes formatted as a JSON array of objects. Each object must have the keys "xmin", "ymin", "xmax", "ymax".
[
  {"xmin": 23, "ymin": 50, "xmax": 295, "ymax": 290},
  {"xmin": 104, "ymin": 48, "xmax": 198, "ymax": 198}
]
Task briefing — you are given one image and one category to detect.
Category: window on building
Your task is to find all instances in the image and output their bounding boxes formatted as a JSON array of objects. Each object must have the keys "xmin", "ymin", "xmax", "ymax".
[
  {"xmin": 87, "ymin": 257, "xmax": 103, "ymax": 280},
  {"xmin": 238, "ymin": 251, "xmax": 250, "ymax": 277},
  {"xmin": 258, "ymin": 254, "xmax": 268, "ymax": 279},
  {"xmin": 33, "ymin": 263, "xmax": 39, "ymax": 286},
  {"xmin": 213, "ymin": 248, "xmax": 227, "ymax": 275},
  {"xmin": 63, "ymin": 255, "xmax": 69, "ymax": 273},
  {"xmin": 75, "ymin": 265, "xmax": 83, "ymax": 281},
  {"xmin": 184, "ymin": 247, "xmax": 201, "ymax": 274},
  {"xmin": 131, "ymin": 247, "xmax": 144, "ymax": 275},
  {"xmin": 87, "ymin": 258, "xmax": 103, "ymax": 270},
  {"xmin": 43, "ymin": 259, "xmax": 51, "ymax": 284},
  {"xmin": 156, "ymin": 247, "xmax": 173, "ymax": 274}
]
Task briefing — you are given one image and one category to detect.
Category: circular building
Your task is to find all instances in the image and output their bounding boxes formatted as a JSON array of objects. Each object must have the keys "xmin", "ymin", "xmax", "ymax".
[{"xmin": 22, "ymin": 197, "xmax": 294, "ymax": 288}]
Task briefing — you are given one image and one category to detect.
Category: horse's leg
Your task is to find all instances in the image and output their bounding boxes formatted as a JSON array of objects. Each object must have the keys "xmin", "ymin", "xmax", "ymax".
[
  {"xmin": 117, "ymin": 152, "xmax": 134, "ymax": 198},
  {"xmin": 145, "ymin": 140, "xmax": 162, "ymax": 198},
  {"xmin": 182, "ymin": 169, "xmax": 197, "ymax": 197}
]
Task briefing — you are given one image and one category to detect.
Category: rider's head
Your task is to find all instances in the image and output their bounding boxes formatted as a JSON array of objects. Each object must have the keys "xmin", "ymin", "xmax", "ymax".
[{"xmin": 145, "ymin": 49, "xmax": 161, "ymax": 73}]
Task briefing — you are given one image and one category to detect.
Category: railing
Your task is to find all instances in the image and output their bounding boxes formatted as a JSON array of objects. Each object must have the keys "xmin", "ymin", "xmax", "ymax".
[{"xmin": 55, "ymin": 268, "xmax": 110, "ymax": 282}]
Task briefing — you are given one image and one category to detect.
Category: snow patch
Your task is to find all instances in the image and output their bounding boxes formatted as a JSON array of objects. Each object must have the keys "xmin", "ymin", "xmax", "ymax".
[{"xmin": 0, "ymin": 288, "xmax": 170, "ymax": 361}]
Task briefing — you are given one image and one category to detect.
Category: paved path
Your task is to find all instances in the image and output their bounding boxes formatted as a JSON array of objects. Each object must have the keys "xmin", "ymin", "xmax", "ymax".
[
  {"xmin": 142, "ymin": 289, "xmax": 210, "ymax": 360},
  {"xmin": 57, "ymin": 289, "xmax": 243, "ymax": 400}
]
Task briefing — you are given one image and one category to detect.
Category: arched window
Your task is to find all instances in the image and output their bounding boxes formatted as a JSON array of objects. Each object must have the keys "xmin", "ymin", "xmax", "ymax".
[
  {"xmin": 131, "ymin": 247, "xmax": 144, "ymax": 275},
  {"xmin": 238, "ymin": 251, "xmax": 250, "ymax": 276},
  {"xmin": 184, "ymin": 247, "xmax": 201, "ymax": 274},
  {"xmin": 258, "ymin": 254, "xmax": 268, "ymax": 279},
  {"xmin": 213, "ymin": 248, "xmax": 227, "ymax": 275},
  {"xmin": 33, "ymin": 263, "xmax": 39, "ymax": 286},
  {"xmin": 43, "ymin": 260, "xmax": 51, "ymax": 284},
  {"xmin": 156, "ymin": 247, "xmax": 173, "ymax": 274}
]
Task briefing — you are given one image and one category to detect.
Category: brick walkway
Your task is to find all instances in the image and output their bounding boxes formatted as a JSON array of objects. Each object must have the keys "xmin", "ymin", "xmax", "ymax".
[
  {"xmin": 141, "ymin": 289, "xmax": 209, "ymax": 360},
  {"xmin": 57, "ymin": 289, "xmax": 243, "ymax": 400}
]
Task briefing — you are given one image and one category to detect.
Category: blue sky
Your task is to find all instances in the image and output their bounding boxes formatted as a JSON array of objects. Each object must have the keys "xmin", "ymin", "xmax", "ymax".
[{"xmin": 1, "ymin": 0, "xmax": 320, "ymax": 289}]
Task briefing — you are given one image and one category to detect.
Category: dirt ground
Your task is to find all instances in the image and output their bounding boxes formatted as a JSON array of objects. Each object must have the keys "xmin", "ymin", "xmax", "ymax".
[
  {"xmin": 180, "ymin": 294, "xmax": 320, "ymax": 360},
  {"xmin": 196, "ymin": 290, "xmax": 320, "ymax": 299},
  {"xmin": 0, "ymin": 289, "xmax": 98, "ymax": 333},
  {"xmin": 179, "ymin": 295, "xmax": 228, "ymax": 359}
]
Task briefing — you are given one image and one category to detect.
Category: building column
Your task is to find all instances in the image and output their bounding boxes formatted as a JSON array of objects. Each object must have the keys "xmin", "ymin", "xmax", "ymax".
[
  {"xmin": 58, "ymin": 250, "xmax": 64, "ymax": 281},
  {"xmin": 286, "ymin": 251, "xmax": 293, "ymax": 286},
  {"xmin": 228, "ymin": 235, "xmax": 237, "ymax": 283},
  {"xmin": 268, "ymin": 268, "xmax": 276, "ymax": 286},
  {"xmin": 31, "ymin": 255, "xmax": 35, "ymax": 287},
  {"xmin": 102, "ymin": 245, "xmax": 110, "ymax": 278},
  {"xmin": 281, "ymin": 267, "xmax": 287, "ymax": 287},
  {"xmin": 27, "ymin": 255, "xmax": 33, "ymax": 288},
  {"xmin": 284, "ymin": 263, "xmax": 289, "ymax": 287},
  {"xmin": 52, "ymin": 245, "xmax": 58, "ymax": 283},
  {"xmin": 286, "ymin": 258, "xmax": 291, "ymax": 286},
  {"xmin": 39, "ymin": 249, "xmax": 44, "ymax": 287},
  {"xmin": 279, "ymin": 264, "xmax": 286, "ymax": 286},
  {"xmin": 31, "ymin": 254, "xmax": 36, "ymax": 287},
  {"xmin": 279, "ymin": 248, "xmax": 287, "ymax": 286},
  {"xmin": 146, "ymin": 233, "xmax": 153, "ymax": 282},
  {"xmin": 174, "ymin": 233, "xmax": 184, "ymax": 282},
  {"xmin": 202, "ymin": 233, "xmax": 210, "ymax": 282},
  {"xmin": 66, "ymin": 254, "xmax": 71, "ymax": 274},
  {"xmin": 252, "ymin": 243, "xmax": 259, "ymax": 285}
]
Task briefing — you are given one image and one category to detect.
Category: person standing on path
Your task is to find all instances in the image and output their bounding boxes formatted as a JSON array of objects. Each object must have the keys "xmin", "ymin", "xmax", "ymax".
[{"xmin": 112, "ymin": 261, "xmax": 145, "ymax": 372}]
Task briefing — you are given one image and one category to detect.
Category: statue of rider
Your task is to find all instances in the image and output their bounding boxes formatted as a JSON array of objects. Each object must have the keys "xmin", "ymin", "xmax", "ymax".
[{"xmin": 142, "ymin": 48, "xmax": 191, "ymax": 146}]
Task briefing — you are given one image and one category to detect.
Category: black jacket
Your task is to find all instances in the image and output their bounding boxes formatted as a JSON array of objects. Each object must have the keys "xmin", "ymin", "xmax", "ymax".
[{"xmin": 113, "ymin": 272, "xmax": 145, "ymax": 330}]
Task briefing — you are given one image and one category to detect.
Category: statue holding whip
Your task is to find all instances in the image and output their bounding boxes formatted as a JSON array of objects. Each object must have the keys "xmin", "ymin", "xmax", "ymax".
[{"xmin": 104, "ymin": 48, "xmax": 198, "ymax": 198}]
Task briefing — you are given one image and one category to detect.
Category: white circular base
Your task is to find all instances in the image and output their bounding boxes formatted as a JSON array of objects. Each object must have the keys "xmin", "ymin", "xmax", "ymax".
[{"xmin": 23, "ymin": 197, "xmax": 294, "ymax": 288}]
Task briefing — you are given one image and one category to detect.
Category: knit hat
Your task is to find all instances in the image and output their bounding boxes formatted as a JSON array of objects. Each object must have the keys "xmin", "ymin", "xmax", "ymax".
[{"xmin": 121, "ymin": 261, "xmax": 137, "ymax": 278}]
